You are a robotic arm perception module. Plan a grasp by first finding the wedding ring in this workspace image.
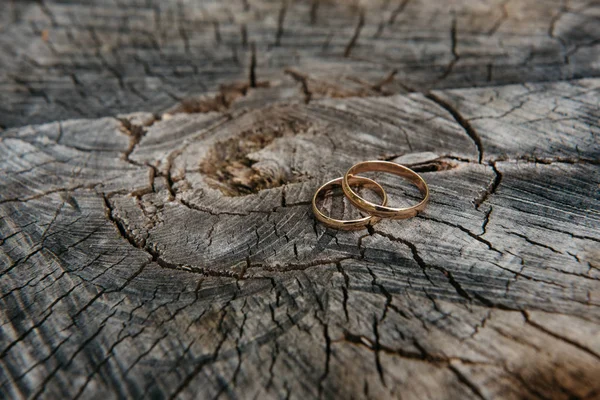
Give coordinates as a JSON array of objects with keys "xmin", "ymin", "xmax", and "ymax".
[
  {"xmin": 312, "ymin": 176, "xmax": 388, "ymax": 230},
  {"xmin": 342, "ymin": 161, "xmax": 429, "ymax": 219}
]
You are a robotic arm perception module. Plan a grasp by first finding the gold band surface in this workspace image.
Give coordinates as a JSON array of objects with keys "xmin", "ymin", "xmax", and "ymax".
[
  {"xmin": 312, "ymin": 176, "xmax": 388, "ymax": 230},
  {"xmin": 342, "ymin": 161, "xmax": 429, "ymax": 219}
]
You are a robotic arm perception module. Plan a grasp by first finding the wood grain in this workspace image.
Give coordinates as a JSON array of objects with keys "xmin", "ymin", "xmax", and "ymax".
[
  {"xmin": 1, "ymin": 0, "xmax": 599, "ymax": 128},
  {"xmin": 1, "ymin": 1, "xmax": 599, "ymax": 399}
]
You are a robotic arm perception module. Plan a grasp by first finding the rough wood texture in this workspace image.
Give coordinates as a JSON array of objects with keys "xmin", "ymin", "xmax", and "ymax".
[
  {"xmin": 1, "ymin": 1, "xmax": 600, "ymax": 400},
  {"xmin": 1, "ymin": 0, "xmax": 600, "ymax": 128}
]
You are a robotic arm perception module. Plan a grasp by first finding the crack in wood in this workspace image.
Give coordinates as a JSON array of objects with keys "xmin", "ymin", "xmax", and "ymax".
[
  {"xmin": 372, "ymin": 231, "xmax": 473, "ymax": 302},
  {"xmin": 344, "ymin": 10, "xmax": 365, "ymax": 58},
  {"xmin": 310, "ymin": 0, "xmax": 319, "ymax": 25},
  {"xmin": 274, "ymin": 1, "xmax": 288, "ymax": 47},
  {"xmin": 522, "ymin": 311, "xmax": 600, "ymax": 361},
  {"xmin": 389, "ymin": 0, "xmax": 411, "ymax": 25},
  {"xmin": 284, "ymin": 68, "xmax": 312, "ymax": 104},
  {"xmin": 426, "ymin": 92, "xmax": 484, "ymax": 163},
  {"xmin": 448, "ymin": 364, "xmax": 486, "ymax": 400},
  {"xmin": 1, "ymin": 13, "xmax": 599, "ymax": 394},
  {"xmin": 438, "ymin": 17, "xmax": 460, "ymax": 81}
]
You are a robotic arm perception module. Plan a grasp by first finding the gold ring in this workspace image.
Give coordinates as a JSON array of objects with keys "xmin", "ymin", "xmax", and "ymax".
[
  {"xmin": 342, "ymin": 161, "xmax": 429, "ymax": 219},
  {"xmin": 312, "ymin": 176, "xmax": 388, "ymax": 230}
]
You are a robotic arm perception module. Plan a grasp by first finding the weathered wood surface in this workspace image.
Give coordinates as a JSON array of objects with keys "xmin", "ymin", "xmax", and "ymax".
[
  {"xmin": 1, "ymin": 0, "xmax": 600, "ymax": 128},
  {"xmin": 1, "ymin": 1, "xmax": 600, "ymax": 400}
]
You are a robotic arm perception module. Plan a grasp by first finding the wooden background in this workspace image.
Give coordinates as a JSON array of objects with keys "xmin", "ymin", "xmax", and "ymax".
[{"xmin": 1, "ymin": 0, "xmax": 599, "ymax": 399}]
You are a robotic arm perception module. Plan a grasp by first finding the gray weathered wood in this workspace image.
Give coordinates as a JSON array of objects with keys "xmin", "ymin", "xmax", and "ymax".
[
  {"xmin": 2, "ymin": 78, "xmax": 599, "ymax": 399},
  {"xmin": 1, "ymin": 0, "xmax": 600, "ymax": 128},
  {"xmin": 1, "ymin": 1, "xmax": 600, "ymax": 399}
]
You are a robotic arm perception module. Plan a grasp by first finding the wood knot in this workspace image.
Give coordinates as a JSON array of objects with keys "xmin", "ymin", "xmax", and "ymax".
[{"xmin": 200, "ymin": 119, "xmax": 311, "ymax": 196}]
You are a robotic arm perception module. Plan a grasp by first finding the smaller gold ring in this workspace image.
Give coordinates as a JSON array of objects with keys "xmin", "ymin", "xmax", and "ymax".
[
  {"xmin": 342, "ymin": 161, "xmax": 429, "ymax": 219},
  {"xmin": 312, "ymin": 176, "xmax": 388, "ymax": 230}
]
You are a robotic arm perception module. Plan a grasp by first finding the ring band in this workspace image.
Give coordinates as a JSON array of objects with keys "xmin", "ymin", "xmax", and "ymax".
[
  {"xmin": 312, "ymin": 176, "xmax": 388, "ymax": 230},
  {"xmin": 342, "ymin": 161, "xmax": 429, "ymax": 219}
]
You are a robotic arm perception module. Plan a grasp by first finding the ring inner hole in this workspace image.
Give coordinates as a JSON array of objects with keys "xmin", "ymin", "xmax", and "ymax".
[
  {"xmin": 317, "ymin": 182, "xmax": 383, "ymax": 220},
  {"xmin": 354, "ymin": 172, "xmax": 423, "ymax": 208}
]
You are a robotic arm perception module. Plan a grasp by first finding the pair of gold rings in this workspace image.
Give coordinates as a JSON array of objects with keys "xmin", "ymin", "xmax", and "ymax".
[{"xmin": 312, "ymin": 161, "xmax": 429, "ymax": 230}]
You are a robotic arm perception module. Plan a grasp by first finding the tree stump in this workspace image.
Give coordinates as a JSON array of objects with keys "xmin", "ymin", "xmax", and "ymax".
[{"xmin": 1, "ymin": 1, "xmax": 599, "ymax": 399}]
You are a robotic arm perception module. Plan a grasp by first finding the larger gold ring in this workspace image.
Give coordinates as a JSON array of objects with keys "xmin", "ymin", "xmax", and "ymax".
[
  {"xmin": 342, "ymin": 161, "xmax": 429, "ymax": 219},
  {"xmin": 312, "ymin": 176, "xmax": 388, "ymax": 230}
]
